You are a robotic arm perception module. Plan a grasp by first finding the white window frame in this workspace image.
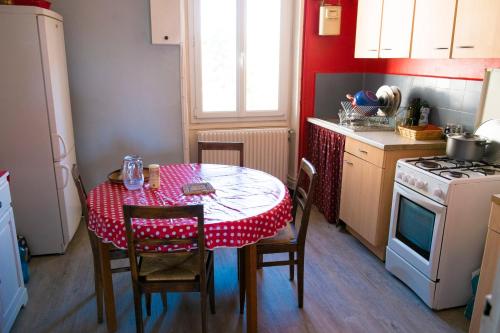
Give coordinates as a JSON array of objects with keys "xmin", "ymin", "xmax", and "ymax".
[{"xmin": 187, "ymin": 0, "xmax": 294, "ymax": 121}]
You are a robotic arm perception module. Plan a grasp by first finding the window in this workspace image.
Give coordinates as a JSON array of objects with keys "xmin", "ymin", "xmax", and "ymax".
[{"xmin": 189, "ymin": 0, "xmax": 294, "ymax": 119}]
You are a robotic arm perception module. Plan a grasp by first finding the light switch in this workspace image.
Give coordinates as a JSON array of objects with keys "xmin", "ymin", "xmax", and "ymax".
[{"xmin": 319, "ymin": 5, "xmax": 341, "ymax": 36}]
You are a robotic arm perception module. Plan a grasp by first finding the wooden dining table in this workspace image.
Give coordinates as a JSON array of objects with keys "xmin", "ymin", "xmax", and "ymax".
[{"xmin": 86, "ymin": 163, "xmax": 293, "ymax": 333}]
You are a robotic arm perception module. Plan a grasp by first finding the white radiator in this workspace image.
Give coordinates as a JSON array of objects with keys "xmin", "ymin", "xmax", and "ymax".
[{"xmin": 197, "ymin": 128, "xmax": 289, "ymax": 183}]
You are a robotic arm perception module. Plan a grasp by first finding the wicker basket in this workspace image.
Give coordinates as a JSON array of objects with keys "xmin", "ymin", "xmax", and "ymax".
[{"xmin": 398, "ymin": 124, "xmax": 443, "ymax": 140}]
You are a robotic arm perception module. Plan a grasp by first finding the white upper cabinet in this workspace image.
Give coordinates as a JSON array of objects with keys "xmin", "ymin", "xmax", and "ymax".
[
  {"xmin": 411, "ymin": 0, "xmax": 456, "ymax": 59},
  {"xmin": 354, "ymin": 0, "xmax": 383, "ymax": 58},
  {"xmin": 150, "ymin": 0, "xmax": 181, "ymax": 45},
  {"xmin": 452, "ymin": 0, "xmax": 500, "ymax": 58},
  {"xmin": 379, "ymin": 0, "xmax": 415, "ymax": 58}
]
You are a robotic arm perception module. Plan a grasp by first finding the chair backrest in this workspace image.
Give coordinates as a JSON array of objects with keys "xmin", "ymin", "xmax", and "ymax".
[
  {"xmin": 197, "ymin": 141, "xmax": 244, "ymax": 167},
  {"xmin": 292, "ymin": 158, "xmax": 318, "ymax": 247},
  {"xmin": 123, "ymin": 204, "xmax": 205, "ymax": 284},
  {"xmin": 71, "ymin": 164, "xmax": 89, "ymax": 223}
]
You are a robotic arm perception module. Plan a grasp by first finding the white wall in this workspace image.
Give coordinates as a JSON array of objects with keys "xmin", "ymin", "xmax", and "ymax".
[{"xmin": 51, "ymin": 0, "xmax": 183, "ymax": 188}]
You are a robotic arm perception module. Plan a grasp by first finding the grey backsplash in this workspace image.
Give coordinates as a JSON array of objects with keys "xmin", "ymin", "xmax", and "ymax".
[{"xmin": 315, "ymin": 73, "xmax": 483, "ymax": 132}]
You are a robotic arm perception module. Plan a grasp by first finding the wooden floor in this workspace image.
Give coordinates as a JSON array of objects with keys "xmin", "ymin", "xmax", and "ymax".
[{"xmin": 12, "ymin": 207, "xmax": 469, "ymax": 333}]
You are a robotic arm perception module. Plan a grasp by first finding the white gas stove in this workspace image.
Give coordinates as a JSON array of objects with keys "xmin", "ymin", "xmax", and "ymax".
[
  {"xmin": 386, "ymin": 156, "xmax": 500, "ymax": 310},
  {"xmin": 395, "ymin": 156, "xmax": 500, "ymax": 205}
]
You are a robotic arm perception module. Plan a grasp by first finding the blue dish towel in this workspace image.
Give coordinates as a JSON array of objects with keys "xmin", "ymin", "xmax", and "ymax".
[{"xmin": 465, "ymin": 270, "xmax": 481, "ymax": 320}]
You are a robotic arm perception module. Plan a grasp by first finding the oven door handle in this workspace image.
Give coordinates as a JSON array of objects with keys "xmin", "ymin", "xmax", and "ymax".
[{"xmin": 394, "ymin": 183, "xmax": 446, "ymax": 213}]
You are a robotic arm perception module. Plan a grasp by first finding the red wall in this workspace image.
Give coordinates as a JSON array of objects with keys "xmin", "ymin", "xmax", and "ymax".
[
  {"xmin": 364, "ymin": 58, "xmax": 500, "ymax": 81},
  {"xmin": 299, "ymin": 0, "xmax": 500, "ymax": 159},
  {"xmin": 299, "ymin": 0, "xmax": 364, "ymax": 160}
]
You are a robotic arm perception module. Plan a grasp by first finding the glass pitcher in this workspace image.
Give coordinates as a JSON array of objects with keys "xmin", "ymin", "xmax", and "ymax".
[{"xmin": 122, "ymin": 155, "xmax": 144, "ymax": 190}]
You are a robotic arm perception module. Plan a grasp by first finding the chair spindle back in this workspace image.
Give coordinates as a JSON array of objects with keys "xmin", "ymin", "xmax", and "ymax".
[
  {"xmin": 292, "ymin": 158, "xmax": 318, "ymax": 247},
  {"xmin": 122, "ymin": 205, "xmax": 206, "ymax": 284}
]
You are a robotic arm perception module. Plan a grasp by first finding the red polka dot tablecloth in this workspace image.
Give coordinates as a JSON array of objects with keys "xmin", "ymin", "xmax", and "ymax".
[{"xmin": 87, "ymin": 164, "xmax": 293, "ymax": 250}]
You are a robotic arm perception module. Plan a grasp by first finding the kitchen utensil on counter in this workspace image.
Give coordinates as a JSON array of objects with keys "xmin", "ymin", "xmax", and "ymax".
[
  {"xmin": 418, "ymin": 105, "xmax": 431, "ymax": 126},
  {"xmin": 122, "ymin": 155, "xmax": 144, "ymax": 190},
  {"xmin": 376, "ymin": 85, "xmax": 401, "ymax": 117},
  {"xmin": 339, "ymin": 102, "xmax": 393, "ymax": 131},
  {"xmin": 444, "ymin": 123, "xmax": 464, "ymax": 135},
  {"xmin": 346, "ymin": 90, "xmax": 380, "ymax": 107},
  {"xmin": 446, "ymin": 133, "xmax": 489, "ymax": 161},
  {"xmin": 341, "ymin": 100, "xmax": 379, "ymax": 117},
  {"xmin": 406, "ymin": 98, "xmax": 422, "ymax": 126},
  {"xmin": 475, "ymin": 119, "xmax": 500, "ymax": 163}
]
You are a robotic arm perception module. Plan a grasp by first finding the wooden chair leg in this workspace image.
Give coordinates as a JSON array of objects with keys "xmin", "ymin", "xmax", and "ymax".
[
  {"xmin": 209, "ymin": 270, "xmax": 216, "ymax": 314},
  {"xmin": 98, "ymin": 242, "xmax": 117, "ymax": 332},
  {"xmin": 297, "ymin": 252, "xmax": 305, "ymax": 308},
  {"xmin": 239, "ymin": 250, "xmax": 246, "ymax": 314},
  {"xmin": 237, "ymin": 248, "xmax": 241, "ymax": 280},
  {"xmin": 160, "ymin": 292, "xmax": 167, "ymax": 312},
  {"xmin": 94, "ymin": 262, "xmax": 104, "ymax": 323},
  {"xmin": 289, "ymin": 251, "xmax": 295, "ymax": 281},
  {"xmin": 90, "ymin": 236, "xmax": 104, "ymax": 323},
  {"xmin": 257, "ymin": 253, "xmax": 263, "ymax": 269},
  {"xmin": 200, "ymin": 280, "xmax": 208, "ymax": 333},
  {"xmin": 133, "ymin": 286, "xmax": 144, "ymax": 333},
  {"xmin": 146, "ymin": 293, "xmax": 152, "ymax": 316}
]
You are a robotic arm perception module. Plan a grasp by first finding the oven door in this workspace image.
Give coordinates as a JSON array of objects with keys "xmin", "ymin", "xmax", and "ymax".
[{"xmin": 388, "ymin": 183, "xmax": 447, "ymax": 281}]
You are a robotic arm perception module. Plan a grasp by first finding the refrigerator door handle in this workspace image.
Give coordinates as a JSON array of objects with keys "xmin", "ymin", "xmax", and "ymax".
[
  {"xmin": 54, "ymin": 133, "xmax": 68, "ymax": 160},
  {"xmin": 57, "ymin": 165, "xmax": 70, "ymax": 190}
]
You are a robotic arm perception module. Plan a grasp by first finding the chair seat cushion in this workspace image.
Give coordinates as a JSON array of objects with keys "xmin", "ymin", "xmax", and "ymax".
[
  {"xmin": 139, "ymin": 251, "xmax": 208, "ymax": 281},
  {"xmin": 258, "ymin": 223, "xmax": 296, "ymax": 244}
]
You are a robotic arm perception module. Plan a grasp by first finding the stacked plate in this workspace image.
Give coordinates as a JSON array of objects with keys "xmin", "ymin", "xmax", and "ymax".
[{"xmin": 376, "ymin": 85, "xmax": 401, "ymax": 117}]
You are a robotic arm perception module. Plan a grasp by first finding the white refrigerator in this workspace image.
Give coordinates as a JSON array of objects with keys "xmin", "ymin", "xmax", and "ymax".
[{"xmin": 0, "ymin": 5, "xmax": 81, "ymax": 255}]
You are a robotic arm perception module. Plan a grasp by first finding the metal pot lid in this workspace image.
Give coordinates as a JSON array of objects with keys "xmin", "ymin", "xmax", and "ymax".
[{"xmin": 475, "ymin": 119, "xmax": 500, "ymax": 163}]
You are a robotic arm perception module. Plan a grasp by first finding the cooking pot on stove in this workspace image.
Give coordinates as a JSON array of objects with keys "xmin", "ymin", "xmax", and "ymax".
[{"xmin": 446, "ymin": 132, "xmax": 489, "ymax": 161}]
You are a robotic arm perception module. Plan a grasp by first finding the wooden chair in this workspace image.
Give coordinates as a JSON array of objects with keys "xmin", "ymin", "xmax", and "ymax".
[
  {"xmin": 197, "ymin": 140, "xmax": 246, "ymax": 282},
  {"xmin": 71, "ymin": 164, "xmax": 130, "ymax": 323},
  {"xmin": 197, "ymin": 141, "xmax": 244, "ymax": 167},
  {"xmin": 123, "ymin": 204, "xmax": 215, "ymax": 333},
  {"xmin": 239, "ymin": 158, "xmax": 318, "ymax": 311}
]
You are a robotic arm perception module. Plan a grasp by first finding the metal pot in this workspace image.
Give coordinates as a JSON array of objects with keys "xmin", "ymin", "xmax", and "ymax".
[{"xmin": 446, "ymin": 133, "xmax": 489, "ymax": 161}]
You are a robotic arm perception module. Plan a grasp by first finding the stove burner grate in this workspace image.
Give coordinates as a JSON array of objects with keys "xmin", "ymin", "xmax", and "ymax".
[
  {"xmin": 447, "ymin": 160, "xmax": 474, "ymax": 168},
  {"xmin": 416, "ymin": 161, "xmax": 442, "ymax": 169},
  {"xmin": 471, "ymin": 168, "xmax": 497, "ymax": 176},
  {"xmin": 440, "ymin": 170, "xmax": 470, "ymax": 179}
]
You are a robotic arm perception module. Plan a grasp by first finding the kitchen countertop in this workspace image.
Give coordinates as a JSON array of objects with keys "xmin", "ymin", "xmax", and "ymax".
[{"xmin": 308, "ymin": 117, "xmax": 447, "ymax": 151}]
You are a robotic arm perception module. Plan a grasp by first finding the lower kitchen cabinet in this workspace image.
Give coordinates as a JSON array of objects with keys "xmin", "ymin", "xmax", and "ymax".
[
  {"xmin": 470, "ymin": 196, "xmax": 500, "ymax": 333},
  {"xmin": 0, "ymin": 172, "xmax": 28, "ymax": 333},
  {"xmin": 339, "ymin": 137, "xmax": 444, "ymax": 260},
  {"xmin": 340, "ymin": 153, "xmax": 382, "ymax": 245}
]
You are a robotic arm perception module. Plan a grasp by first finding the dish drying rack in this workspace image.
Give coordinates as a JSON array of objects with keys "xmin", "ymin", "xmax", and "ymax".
[{"xmin": 339, "ymin": 101, "xmax": 395, "ymax": 132}]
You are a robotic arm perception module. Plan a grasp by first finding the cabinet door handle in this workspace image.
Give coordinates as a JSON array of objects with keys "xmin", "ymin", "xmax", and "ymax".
[
  {"xmin": 358, "ymin": 149, "xmax": 368, "ymax": 154},
  {"xmin": 344, "ymin": 160, "xmax": 353, "ymax": 166},
  {"xmin": 0, "ymin": 201, "xmax": 2, "ymax": 209},
  {"xmin": 435, "ymin": 47, "xmax": 449, "ymax": 50},
  {"xmin": 368, "ymin": 49, "xmax": 378, "ymax": 51},
  {"xmin": 381, "ymin": 48, "xmax": 392, "ymax": 51},
  {"xmin": 483, "ymin": 295, "xmax": 492, "ymax": 316},
  {"xmin": 457, "ymin": 46, "xmax": 474, "ymax": 49}
]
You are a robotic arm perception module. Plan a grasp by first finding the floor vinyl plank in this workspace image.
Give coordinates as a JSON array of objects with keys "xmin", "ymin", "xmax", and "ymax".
[{"xmin": 11, "ymin": 207, "xmax": 468, "ymax": 333}]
